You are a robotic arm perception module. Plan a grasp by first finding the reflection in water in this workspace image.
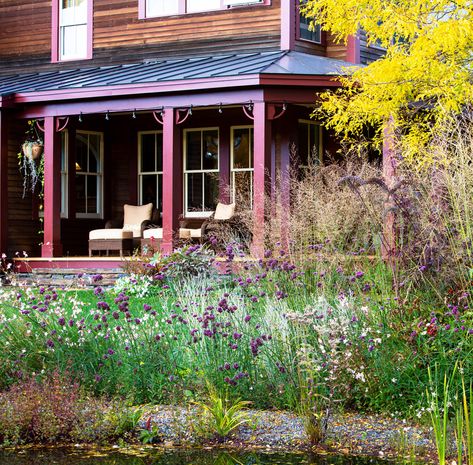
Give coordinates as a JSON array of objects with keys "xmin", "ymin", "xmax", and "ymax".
[{"xmin": 0, "ymin": 448, "xmax": 389, "ymax": 465}]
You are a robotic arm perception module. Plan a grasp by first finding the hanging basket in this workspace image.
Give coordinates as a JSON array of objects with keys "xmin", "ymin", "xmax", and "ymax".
[{"xmin": 22, "ymin": 141, "xmax": 44, "ymax": 160}]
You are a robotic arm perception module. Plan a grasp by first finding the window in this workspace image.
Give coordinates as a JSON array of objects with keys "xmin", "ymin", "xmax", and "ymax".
[
  {"xmin": 75, "ymin": 131, "xmax": 103, "ymax": 218},
  {"xmin": 299, "ymin": 14, "xmax": 321, "ymax": 43},
  {"xmin": 298, "ymin": 120, "xmax": 322, "ymax": 169},
  {"xmin": 184, "ymin": 129, "xmax": 219, "ymax": 217},
  {"xmin": 298, "ymin": 1, "xmax": 321, "ymax": 43},
  {"xmin": 231, "ymin": 126, "xmax": 254, "ymax": 208},
  {"xmin": 139, "ymin": 0, "xmax": 268, "ymax": 18},
  {"xmin": 57, "ymin": 0, "xmax": 91, "ymax": 60},
  {"xmin": 138, "ymin": 131, "xmax": 163, "ymax": 213},
  {"xmin": 61, "ymin": 130, "xmax": 69, "ymax": 218}
]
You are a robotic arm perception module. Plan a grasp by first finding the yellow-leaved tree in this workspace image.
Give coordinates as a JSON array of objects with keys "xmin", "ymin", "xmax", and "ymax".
[{"xmin": 301, "ymin": 0, "xmax": 473, "ymax": 164}]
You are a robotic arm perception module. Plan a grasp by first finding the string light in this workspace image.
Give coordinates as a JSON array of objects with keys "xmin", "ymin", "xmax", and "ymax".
[
  {"xmin": 189, "ymin": 105, "xmax": 193, "ymax": 116},
  {"xmin": 218, "ymin": 103, "xmax": 223, "ymax": 114},
  {"xmin": 105, "ymin": 111, "xmax": 110, "ymax": 121},
  {"xmin": 78, "ymin": 112, "xmax": 83, "ymax": 123},
  {"xmin": 132, "ymin": 109, "xmax": 137, "ymax": 119}
]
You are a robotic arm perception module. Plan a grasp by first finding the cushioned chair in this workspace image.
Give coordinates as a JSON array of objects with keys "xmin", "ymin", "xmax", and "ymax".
[
  {"xmin": 141, "ymin": 227, "xmax": 163, "ymax": 255},
  {"xmin": 179, "ymin": 203, "xmax": 236, "ymax": 243},
  {"xmin": 89, "ymin": 203, "xmax": 154, "ymax": 257}
]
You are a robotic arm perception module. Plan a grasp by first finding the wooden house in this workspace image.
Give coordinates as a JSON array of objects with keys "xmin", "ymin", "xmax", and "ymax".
[{"xmin": 0, "ymin": 0, "xmax": 384, "ymax": 269}]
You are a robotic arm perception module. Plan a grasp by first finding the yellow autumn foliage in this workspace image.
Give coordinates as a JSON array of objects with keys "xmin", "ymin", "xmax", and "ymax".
[{"xmin": 301, "ymin": 0, "xmax": 473, "ymax": 164}]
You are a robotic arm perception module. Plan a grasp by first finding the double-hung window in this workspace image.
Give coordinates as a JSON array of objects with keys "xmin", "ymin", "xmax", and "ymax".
[
  {"xmin": 61, "ymin": 131, "xmax": 69, "ymax": 218},
  {"xmin": 298, "ymin": 120, "xmax": 322, "ymax": 169},
  {"xmin": 75, "ymin": 131, "xmax": 103, "ymax": 218},
  {"xmin": 184, "ymin": 129, "xmax": 219, "ymax": 217},
  {"xmin": 140, "ymin": 0, "xmax": 268, "ymax": 18},
  {"xmin": 138, "ymin": 131, "xmax": 163, "ymax": 212},
  {"xmin": 58, "ymin": 0, "xmax": 90, "ymax": 60},
  {"xmin": 231, "ymin": 126, "xmax": 254, "ymax": 208}
]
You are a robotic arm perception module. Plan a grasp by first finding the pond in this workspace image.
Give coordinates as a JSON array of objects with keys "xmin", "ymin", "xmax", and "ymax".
[{"xmin": 0, "ymin": 448, "xmax": 392, "ymax": 465}]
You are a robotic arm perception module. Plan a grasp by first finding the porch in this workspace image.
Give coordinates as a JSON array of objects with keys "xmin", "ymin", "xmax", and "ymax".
[{"xmin": 0, "ymin": 51, "xmax": 346, "ymax": 263}]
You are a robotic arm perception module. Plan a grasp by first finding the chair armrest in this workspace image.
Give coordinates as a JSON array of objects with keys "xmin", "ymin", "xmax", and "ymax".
[
  {"xmin": 105, "ymin": 219, "xmax": 122, "ymax": 229},
  {"xmin": 141, "ymin": 219, "xmax": 160, "ymax": 236}
]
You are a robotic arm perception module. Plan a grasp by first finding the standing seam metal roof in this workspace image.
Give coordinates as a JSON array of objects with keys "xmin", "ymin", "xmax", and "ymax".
[{"xmin": 0, "ymin": 51, "xmax": 350, "ymax": 97}]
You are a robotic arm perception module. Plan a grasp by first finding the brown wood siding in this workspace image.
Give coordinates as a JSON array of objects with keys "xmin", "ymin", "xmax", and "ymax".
[
  {"xmin": 326, "ymin": 33, "xmax": 348, "ymax": 60},
  {"xmin": 0, "ymin": 0, "xmax": 281, "ymax": 73},
  {"xmin": 7, "ymin": 121, "xmax": 42, "ymax": 257},
  {"xmin": 359, "ymin": 29, "xmax": 385, "ymax": 64}
]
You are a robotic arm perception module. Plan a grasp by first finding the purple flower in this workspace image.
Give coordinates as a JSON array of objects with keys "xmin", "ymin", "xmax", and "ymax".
[
  {"xmin": 46, "ymin": 339, "xmax": 55, "ymax": 348},
  {"xmin": 244, "ymin": 315, "xmax": 251, "ymax": 323},
  {"xmin": 58, "ymin": 317, "xmax": 66, "ymax": 326}
]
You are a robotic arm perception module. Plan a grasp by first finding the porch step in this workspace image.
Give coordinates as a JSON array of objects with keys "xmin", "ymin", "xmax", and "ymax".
[{"xmin": 15, "ymin": 268, "xmax": 127, "ymax": 288}]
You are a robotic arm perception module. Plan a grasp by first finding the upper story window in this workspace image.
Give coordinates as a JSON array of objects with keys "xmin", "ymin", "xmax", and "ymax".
[
  {"xmin": 53, "ymin": 0, "xmax": 92, "ymax": 61},
  {"xmin": 139, "ymin": 0, "xmax": 269, "ymax": 19},
  {"xmin": 298, "ymin": 1, "xmax": 321, "ymax": 44}
]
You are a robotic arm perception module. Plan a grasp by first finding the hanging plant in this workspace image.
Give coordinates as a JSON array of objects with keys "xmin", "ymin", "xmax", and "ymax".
[{"xmin": 18, "ymin": 120, "xmax": 44, "ymax": 198}]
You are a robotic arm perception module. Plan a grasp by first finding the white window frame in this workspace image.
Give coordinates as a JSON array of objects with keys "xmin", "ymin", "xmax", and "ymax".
[
  {"xmin": 75, "ymin": 130, "xmax": 104, "ymax": 219},
  {"xmin": 138, "ymin": 130, "xmax": 163, "ymax": 208},
  {"xmin": 140, "ymin": 0, "xmax": 268, "ymax": 18},
  {"xmin": 59, "ymin": 0, "xmax": 89, "ymax": 61},
  {"xmin": 183, "ymin": 128, "xmax": 220, "ymax": 218},
  {"xmin": 230, "ymin": 125, "xmax": 254, "ymax": 209},
  {"xmin": 298, "ymin": 119, "xmax": 323, "ymax": 164}
]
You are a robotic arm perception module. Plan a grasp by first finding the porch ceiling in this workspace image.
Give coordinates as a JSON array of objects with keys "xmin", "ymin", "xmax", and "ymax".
[{"xmin": 0, "ymin": 51, "xmax": 353, "ymax": 106}]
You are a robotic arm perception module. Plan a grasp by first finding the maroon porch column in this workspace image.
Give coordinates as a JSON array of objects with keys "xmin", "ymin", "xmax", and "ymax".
[
  {"xmin": 252, "ymin": 102, "xmax": 272, "ymax": 257},
  {"xmin": 0, "ymin": 111, "xmax": 8, "ymax": 254},
  {"xmin": 161, "ymin": 108, "xmax": 182, "ymax": 254},
  {"xmin": 42, "ymin": 116, "xmax": 63, "ymax": 257},
  {"xmin": 219, "ymin": 121, "xmax": 231, "ymax": 204},
  {"xmin": 279, "ymin": 118, "xmax": 297, "ymax": 251}
]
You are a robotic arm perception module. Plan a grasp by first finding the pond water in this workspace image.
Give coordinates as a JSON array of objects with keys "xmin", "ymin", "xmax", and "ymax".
[{"xmin": 0, "ymin": 448, "xmax": 390, "ymax": 465}]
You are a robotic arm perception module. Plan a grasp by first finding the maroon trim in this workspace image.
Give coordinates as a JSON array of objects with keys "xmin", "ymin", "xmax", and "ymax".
[
  {"xmin": 13, "ymin": 74, "xmax": 340, "ymax": 107},
  {"xmin": 42, "ymin": 117, "xmax": 63, "ymax": 257},
  {"xmin": 280, "ymin": 0, "xmax": 295, "ymax": 50},
  {"xmin": 161, "ymin": 109, "xmax": 182, "ymax": 253},
  {"xmin": 0, "ymin": 111, "xmax": 8, "ymax": 254},
  {"xmin": 346, "ymin": 35, "xmax": 361, "ymax": 64},
  {"xmin": 87, "ymin": 0, "xmax": 94, "ymax": 60},
  {"xmin": 51, "ymin": 0, "xmax": 60, "ymax": 62},
  {"xmin": 219, "ymin": 121, "xmax": 231, "ymax": 204},
  {"xmin": 67, "ymin": 126, "xmax": 77, "ymax": 219},
  {"xmin": 252, "ymin": 101, "xmax": 271, "ymax": 257}
]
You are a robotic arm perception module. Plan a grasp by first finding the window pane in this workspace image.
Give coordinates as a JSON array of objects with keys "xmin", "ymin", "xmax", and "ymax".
[
  {"xmin": 88, "ymin": 134, "xmax": 100, "ymax": 173},
  {"xmin": 146, "ymin": 0, "xmax": 179, "ymax": 16},
  {"xmin": 233, "ymin": 171, "xmax": 253, "ymax": 208},
  {"xmin": 299, "ymin": 14, "xmax": 321, "ymax": 42},
  {"xmin": 186, "ymin": 131, "xmax": 202, "ymax": 171},
  {"xmin": 298, "ymin": 123, "xmax": 309, "ymax": 167},
  {"xmin": 157, "ymin": 174, "xmax": 163, "ymax": 213},
  {"xmin": 141, "ymin": 175, "xmax": 157, "ymax": 208},
  {"xmin": 86, "ymin": 175, "xmax": 98, "ymax": 214},
  {"xmin": 202, "ymin": 130, "xmax": 219, "ymax": 170},
  {"xmin": 76, "ymin": 175, "xmax": 86, "ymax": 213},
  {"xmin": 204, "ymin": 173, "xmax": 219, "ymax": 211},
  {"xmin": 309, "ymin": 124, "xmax": 320, "ymax": 161},
  {"xmin": 187, "ymin": 173, "xmax": 203, "ymax": 212},
  {"xmin": 233, "ymin": 128, "xmax": 251, "ymax": 169},
  {"xmin": 141, "ymin": 134, "xmax": 156, "ymax": 172},
  {"xmin": 76, "ymin": 134, "xmax": 88, "ymax": 172},
  {"xmin": 187, "ymin": 0, "xmax": 221, "ymax": 13},
  {"xmin": 156, "ymin": 133, "xmax": 163, "ymax": 171},
  {"xmin": 61, "ymin": 24, "xmax": 87, "ymax": 59}
]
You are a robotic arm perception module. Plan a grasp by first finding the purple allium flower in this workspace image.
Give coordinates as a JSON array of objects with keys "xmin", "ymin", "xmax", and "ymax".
[
  {"xmin": 94, "ymin": 286, "xmax": 104, "ymax": 296},
  {"xmin": 107, "ymin": 348, "xmax": 115, "ymax": 355},
  {"xmin": 224, "ymin": 362, "xmax": 231, "ymax": 370},
  {"xmin": 244, "ymin": 315, "xmax": 251, "ymax": 323},
  {"xmin": 355, "ymin": 271, "xmax": 364, "ymax": 279},
  {"xmin": 46, "ymin": 339, "xmax": 55, "ymax": 348},
  {"xmin": 58, "ymin": 317, "xmax": 66, "ymax": 326}
]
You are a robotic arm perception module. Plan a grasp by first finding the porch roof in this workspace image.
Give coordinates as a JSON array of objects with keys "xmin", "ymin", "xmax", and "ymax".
[{"xmin": 0, "ymin": 51, "xmax": 351, "ymax": 103}]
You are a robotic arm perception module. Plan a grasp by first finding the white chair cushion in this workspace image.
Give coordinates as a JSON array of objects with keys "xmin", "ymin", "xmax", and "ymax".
[
  {"xmin": 123, "ymin": 203, "xmax": 153, "ymax": 237},
  {"xmin": 143, "ymin": 228, "xmax": 163, "ymax": 240},
  {"xmin": 89, "ymin": 229, "xmax": 133, "ymax": 240},
  {"xmin": 179, "ymin": 228, "xmax": 202, "ymax": 239},
  {"xmin": 214, "ymin": 202, "xmax": 235, "ymax": 220}
]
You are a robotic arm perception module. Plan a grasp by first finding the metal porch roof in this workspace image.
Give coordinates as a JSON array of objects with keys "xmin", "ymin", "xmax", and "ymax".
[{"xmin": 0, "ymin": 50, "xmax": 350, "ymax": 98}]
